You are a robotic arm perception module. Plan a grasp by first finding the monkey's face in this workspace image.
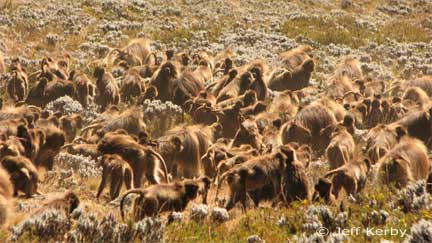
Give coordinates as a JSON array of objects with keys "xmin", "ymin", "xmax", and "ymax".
[
  {"xmin": 381, "ymin": 159, "xmax": 409, "ymax": 188},
  {"xmin": 184, "ymin": 182, "xmax": 199, "ymax": 200},
  {"xmin": 313, "ymin": 178, "xmax": 332, "ymax": 201}
]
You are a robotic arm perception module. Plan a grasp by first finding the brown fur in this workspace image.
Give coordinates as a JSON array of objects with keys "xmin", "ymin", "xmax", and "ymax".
[
  {"xmin": 93, "ymin": 67, "xmax": 120, "ymax": 111},
  {"xmin": 393, "ymin": 108, "xmax": 432, "ymax": 146},
  {"xmin": 279, "ymin": 146, "xmax": 311, "ymax": 204},
  {"xmin": 26, "ymin": 78, "xmax": 76, "ymax": 108},
  {"xmin": 281, "ymin": 103, "xmax": 337, "ymax": 156},
  {"xmin": 267, "ymin": 59, "xmax": 314, "ymax": 91},
  {"xmin": 193, "ymin": 60, "xmax": 213, "ymax": 84},
  {"xmin": 121, "ymin": 68, "xmax": 146, "ymax": 103},
  {"xmin": 158, "ymin": 125, "xmax": 212, "ymax": 179},
  {"xmin": 402, "ymin": 87, "xmax": 429, "ymax": 108},
  {"xmin": 313, "ymin": 178, "xmax": 336, "ymax": 204},
  {"xmin": 216, "ymin": 151, "xmax": 286, "ymax": 210},
  {"xmin": 7, "ymin": 60, "xmax": 29, "ymax": 102},
  {"xmin": 96, "ymin": 154, "xmax": 133, "ymax": 200},
  {"xmin": 120, "ymin": 178, "xmax": 205, "ymax": 221},
  {"xmin": 217, "ymin": 89, "xmax": 257, "ymax": 109},
  {"xmin": 231, "ymin": 118, "xmax": 262, "ymax": 150},
  {"xmin": 378, "ymin": 138, "xmax": 430, "ymax": 188},
  {"xmin": 216, "ymin": 71, "xmax": 254, "ymax": 103},
  {"xmin": 1, "ymin": 155, "xmax": 39, "ymax": 197},
  {"xmin": 61, "ymin": 143, "xmax": 100, "ymax": 160},
  {"xmin": 69, "ymin": 71, "xmax": 95, "ymax": 108},
  {"xmin": 0, "ymin": 52, "xmax": 5, "ymax": 74},
  {"xmin": 112, "ymin": 39, "xmax": 152, "ymax": 66},
  {"xmin": 326, "ymin": 126, "xmax": 355, "ymax": 170},
  {"xmin": 59, "ymin": 114, "xmax": 83, "ymax": 142},
  {"xmin": 150, "ymin": 61, "xmax": 181, "ymax": 102},
  {"xmin": 325, "ymin": 75, "xmax": 357, "ymax": 99},
  {"xmin": 334, "ymin": 57, "xmax": 363, "ymax": 81},
  {"xmin": 98, "ymin": 132, "xmax": 169, "ymax": 187},
  {"xmin": 397, "ymin": 76, "xmax": 432, "ymax": 97},
  {"xmin": 81, "ymin": 108, "xmax": 146, "ymax": 141},
  {"xmin": 279, "ymin": 45, "xmax": 313, "ymax": 70},
  {"xmin": 267, "ymin": 46, "xmax": 314, "ymax": 91},
  {"xmin": 0, "ymin": 167, "xmax": 13, "ymax": 226},
  {"xmin": 217, "ymin": 101, "xmax": 243, "ymax": 138},
  {"xmin": 364, "ymin": 124, "xmax": 406, "ymax": 164},
  {"xmin": 32, "ymin": 191, "xmax": 80, "ymax": 217},
  {"xmin": 34, "ymin": 125, "xmax": 66, "ymax": 170},
  {"xmin": 209, "ymin": 69, "xmax": 238, "ymax": 97},
  {"xmin": 324, "ymin": 158, "xmax": 370, "ymax": 199}
]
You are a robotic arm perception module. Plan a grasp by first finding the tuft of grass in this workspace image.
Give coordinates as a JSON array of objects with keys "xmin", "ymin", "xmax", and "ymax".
[
  {"xmin": 377, "ymin": 20, "xmax": 431, "ymax": 43},
  {"xmin": 281, "ymin": 15, "xmax": 370, "ymax": 48},
  {"xmin": 281, "ymin": 15, "xmax": 431, "ymax": 48},
  {"xmin": 151, "ymin": 28, "xmax": 194, "ymax": 44}
]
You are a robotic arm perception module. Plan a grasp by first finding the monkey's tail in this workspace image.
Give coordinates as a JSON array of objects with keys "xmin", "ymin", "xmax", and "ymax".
[
  {"xmin": 120, "ymin": 189, "xmax": 146, "ymax": 222},
  {"xmin": 324, "ymin": 168, "xmax": 344, "ymax": 178},
  {"xmin": 79, "ymin": 123, "xmax": 103, "ymax": 136},
  {"xmin": 149, "ymin": 149, "xmax": 170, "ymax": 183}
]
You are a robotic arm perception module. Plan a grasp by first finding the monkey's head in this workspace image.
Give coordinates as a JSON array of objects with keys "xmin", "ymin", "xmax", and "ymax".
[
  {"xmin": 253, "ymin": 102, "xmax": 267, "ymax": 114},
  {"xmin": 394, "ymin": 125, "xmax": 407, "ymax": 141},
  {"xmin": 64, "ymin": 191, "xmax": 80, "ymax": 214},
  {"xmin": 371, "ymin": 99, "xmax": 380, "ymax": 109},
  {"xmin": 160, "ymin": 61, "xmax": 178, "ymax": 78},
  {"xmin": 280, "ymin": 145, "xmax": 296, "ymax": 165},
  {"xmin": 144, "ymin": 85, "xmax": 158, "ymax": 99},
  {"xmin": 239, "ymin": 72, "xmax": 253, "ymax": 95},
  {"xmin": 115, "ymin": 51, "xmax": 141, "ymax": 67},
  {"xmin": 223, "ymin": 58, "xmax": 233, "ymax": 70},
  {"xmin": 380, "ymin": 158, "xmax": 410, "ymax": 188},
  {"xmin": 183, "ymin": 181, "xmax": 200, "ymax": 200},
  {"xmin": 93, "ymin": 66, "xmax": 105, "ymax": 79},
  {"xmin": 228, "ymin": 69, "xmax": 238, "ymax": 80},
  {"xmin": 313, "ymin": 178, "xmax": 333, "ymax": 202},
  {"xmin": 381, "ymin": 100, "xmax": 390, "ymax": 110},
  {"xmin": 166, "ymin": 49, "xmax": 175, "ymax": 60},
  {"xmin": 243, "ymin": 90, "xmax": 257, "ymax": 106},
  {"xmin": 0, "ymin": 143, "xmax": 19, "ymax": 159}
]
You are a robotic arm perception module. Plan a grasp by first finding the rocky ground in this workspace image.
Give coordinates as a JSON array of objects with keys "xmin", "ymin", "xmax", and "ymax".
[{"xmin": 0, "ymin": 0, "xmax": 431, "ymax": 242}]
